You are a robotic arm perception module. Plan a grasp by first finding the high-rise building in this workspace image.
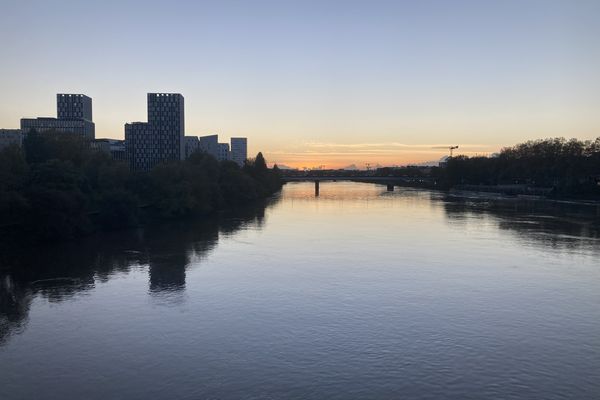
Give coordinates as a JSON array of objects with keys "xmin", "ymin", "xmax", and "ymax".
[
  {"xmin": 21, "ymin": 93, "xmax": 95, "ymax": 139},
  {"xmin": 57, "ymin": 94, "xmax": 92, "ymax": 121},
  {"xmin": 218, "ymin": 143, "xmax": 230, "ymax": 161},
  {"xmin": 199, "ymin": 134, "xmax": 219, "ymax": 159},
  {"xmin": 125, "ymin": 122, "xmax": 155, "ymax": 171},
  {"xmin": 147, "ymin": 93, "xmax": 185, "ymax": 161},
  {"xmin": 230, "ymin": 137, "xmax": 248, "ymax": 167},
  {"xmin": 125, "ymin": 93, "xmax": 185, "ymax": 171}
]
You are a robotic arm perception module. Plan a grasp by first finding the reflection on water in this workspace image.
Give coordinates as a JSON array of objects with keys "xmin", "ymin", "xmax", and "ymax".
[
  {"xmin": 0, "ymin": 201, "xmax": 272, "ymax": 346},
  {"xmin": 441, "ymin": 196, "xmax": 600, "ymax": 254},
  {"xmin": 0, "ymin": 183, "xmax": 599, "ymax": 400}
]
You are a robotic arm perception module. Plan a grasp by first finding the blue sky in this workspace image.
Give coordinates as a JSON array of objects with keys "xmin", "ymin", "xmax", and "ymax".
[{"xmin": 1, "ymin": 0, "xmax": 599, "ymax": 167}]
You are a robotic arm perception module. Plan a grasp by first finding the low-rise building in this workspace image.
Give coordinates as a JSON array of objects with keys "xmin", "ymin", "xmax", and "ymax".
[
  {"xmin": 218, "ymin": 143, "xmax": 230, "ymax": 161},
  {"xmin": 20, "ymin": 94, "xmax": 95, "ymax": 139},
  {"xmin": 92, "ymin": 139, "xmax": 127, "ymax": 162},
  {"xmin": 231, "ymin": 137, "xmax": 248, "ymax": 167},
  {"xmin": 21, "ymin": 117, "xmax": 95, "ymax": 139},
  {"xmin": 0, "ymin": 129, "xmax": 23, "ymax": 150},
  {"xmin": 184, "ymin": 136, "xmax": 200, "ymax": 158},
  {"xmin": 199, "ymin": 134, "xmax": 219, "ymax": 159}
]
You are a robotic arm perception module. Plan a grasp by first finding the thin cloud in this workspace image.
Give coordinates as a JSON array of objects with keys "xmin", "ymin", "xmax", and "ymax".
[
  {"xmin": 268, "ymin": 150, "xmax": 491, "ymax": 156},
  {"xmin": 304, "ymin": 141, "xmax": 492, "ymax": 149}
]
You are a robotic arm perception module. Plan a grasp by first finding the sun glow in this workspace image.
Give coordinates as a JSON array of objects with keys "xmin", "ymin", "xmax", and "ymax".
[{"xmin": 264, "ymin": 142, "xmax": 496, "ymax": 169}]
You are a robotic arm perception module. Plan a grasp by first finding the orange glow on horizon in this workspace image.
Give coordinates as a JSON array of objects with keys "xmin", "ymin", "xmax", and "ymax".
[{"xmin": 264, "ymin": 148, "xmax": 496, "ymax": 170}]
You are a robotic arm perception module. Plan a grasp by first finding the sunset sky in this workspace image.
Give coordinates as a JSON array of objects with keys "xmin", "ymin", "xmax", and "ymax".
[{"xmin": 1, "ymin": 0, "xmax": 599, "ymax": 168}]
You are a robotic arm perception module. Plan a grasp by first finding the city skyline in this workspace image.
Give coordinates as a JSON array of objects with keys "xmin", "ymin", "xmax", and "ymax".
[{"xmin": 1, "ymin": 0, "xmax": 599, "ymax": 168}]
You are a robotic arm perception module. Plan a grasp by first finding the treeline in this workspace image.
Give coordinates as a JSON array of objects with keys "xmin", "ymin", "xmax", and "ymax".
[
  {"xmin": 436, "ymin": 137, "xmax": 600, "ymax": 198},
  {"xmin": 0, "ymin": 132, "xmax": 282, "ymax": 242}
]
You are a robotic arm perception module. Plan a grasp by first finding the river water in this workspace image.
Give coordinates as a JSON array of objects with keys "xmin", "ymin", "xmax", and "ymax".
[{"xmin": 1, "ymin": 182, "xmax": 599, "ymax": 399}]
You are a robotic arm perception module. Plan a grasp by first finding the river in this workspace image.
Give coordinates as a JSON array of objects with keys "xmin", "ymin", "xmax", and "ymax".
[{"xmin": 1, "ymin": 182, "xmax": 599, "ymax": 399}]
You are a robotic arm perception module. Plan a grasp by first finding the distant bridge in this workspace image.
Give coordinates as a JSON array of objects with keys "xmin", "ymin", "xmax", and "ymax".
[{"xmin": 282, "ymin": 176, "xmax": 430, "ymax": 196}]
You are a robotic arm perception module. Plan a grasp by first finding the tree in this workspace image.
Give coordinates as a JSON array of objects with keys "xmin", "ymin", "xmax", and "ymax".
[
  {"xmin": 1, "ymin": 133, "xmax": 283, "ymax": 243},
  {"xmin": 255, "ymin": 152, "xmax": 268, "ymax": 172}
]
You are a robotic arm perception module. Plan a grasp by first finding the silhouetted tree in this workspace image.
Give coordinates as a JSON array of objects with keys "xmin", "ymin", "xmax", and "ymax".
[
  {"xmin": 1, "ymin": 134, "xmax": 282, "ymax": 243},
  {"xmin": 438, "ymin": 137, "xmax": 600, "ymax": 198},
  {"xmin": 255, "ymin": 152, "xmax": 268, "ymax": 171},
  {"xmin": 23, "ymin": 131, "xmax": 90, "ymax": 166}
]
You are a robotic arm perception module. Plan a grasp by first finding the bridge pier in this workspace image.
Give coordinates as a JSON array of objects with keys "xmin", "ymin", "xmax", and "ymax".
[
  {"xmin": 315, "ymin": 180, "xmax": 320, "ymax": 197},
  {"xmin": 387, "ymin": 184, "xmax": 394, "ymax": 192}
]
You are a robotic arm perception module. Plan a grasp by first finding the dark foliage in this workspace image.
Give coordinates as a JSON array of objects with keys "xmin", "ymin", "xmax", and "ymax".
[
  {"xmin": 243, "ymin": 152, "xmax": 282, "ymax": 196},
  {"xmin": 433, "ymin": 137, "xmax": 600, "ymax": 198},
  {"xmin": 0, "ymin": 133, "xmax": 282, "ymax": 242}
]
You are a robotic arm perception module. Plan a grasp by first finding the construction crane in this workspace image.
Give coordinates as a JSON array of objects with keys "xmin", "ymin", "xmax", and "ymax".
[{"xmin": 432, "ymin": 145, "xmax": 459, "ymax": 158}]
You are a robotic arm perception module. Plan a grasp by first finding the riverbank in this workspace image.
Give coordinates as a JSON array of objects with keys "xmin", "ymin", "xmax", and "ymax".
[
  {"xmin": 363, "ymin": 178, "xmax": 600, "ymax": 207},
  {"xmin": 446, "ymin": 188, "xmax": 600, "ymax": 207},
  {"xmin": 0, "ymin": 134, "xmax": 282, "ymax": 243}
]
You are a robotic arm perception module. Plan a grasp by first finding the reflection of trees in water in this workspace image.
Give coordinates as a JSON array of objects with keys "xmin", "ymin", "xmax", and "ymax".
[
  {"xmin": 442, "ymin": 196, "xmax": 600, "ymax": 252},
  {"xmin": 0, "ymin": 199, "xmax": 275, "ymax": 345},
  {"xmin": 0, "ymin": 275, "xmax": 32, "ymax": 346}
]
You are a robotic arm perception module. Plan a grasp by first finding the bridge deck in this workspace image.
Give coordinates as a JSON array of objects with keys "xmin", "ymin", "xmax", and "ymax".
[{"xmin": 283, "ymin": 176, "xmax": 415, "ymax": 182}]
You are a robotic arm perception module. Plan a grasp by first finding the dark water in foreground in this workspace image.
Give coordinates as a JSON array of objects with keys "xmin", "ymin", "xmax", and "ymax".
[{"xmin": 1, "ymin": 182, "xmax": 599, "ymax": 400}]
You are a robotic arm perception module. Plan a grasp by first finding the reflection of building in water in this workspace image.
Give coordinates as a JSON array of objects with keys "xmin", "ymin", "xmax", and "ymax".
[
  {"xmin": 148, "ymin": 253, "xmax": 189, "ymax": 293},
  {"xmin": 141, "ymin": 203, "xmax": 272, "ymax": 296},
  {"xmin": 0, "ymin": 198, "xmax": 275, "ymax": 345},
  {"xmin": 142, "ymin": 220, "xmax": 220, "ymax": 296}
]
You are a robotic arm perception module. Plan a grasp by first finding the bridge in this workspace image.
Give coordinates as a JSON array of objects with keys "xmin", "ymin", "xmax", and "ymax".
[{"xmin": 282, "ymin": 176, "xmax": 429, "ymax": 196}]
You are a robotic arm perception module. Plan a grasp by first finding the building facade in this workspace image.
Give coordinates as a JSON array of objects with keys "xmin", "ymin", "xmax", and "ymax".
[
  {"xmin": 125, "ymin": 122, "xmax": 155, "ymax": 171},
  {"xmin": 92, "ymin": 138, "xmax": 127, "ymax": 162},
  {"xmin": 199, "ymin": 134, "xmax": 219, "ymax": 159},
  {"xmin": 230, "ymin": 137, "xmax": 248, "ymax": 166},
  {"xmin": 218, "ymin": 143, "xmax": 230, "ymax": 161},
  {"xmin": 57, "ymin": 94, "xmax": 92, "ymax": 121},
  {"xmin": 184, "ymin": 136, "xmax": 200, "ymax": 158},
  {"xmin": 125, "ymin": 93, "xmax": 185, "ymax": 171},
  {"xmin": 21, "ymin": 118, "xmax": 94, "ymax": 139},
  {"xmin": 147, "ymin": 93, "xmax": 185, "ymax": 162},
  {"xmin": 109, "ymin": 140, "xmax": 127, "ymax": 162},
  {"xmin": 20, "ymin": 93, "xmax": 95, "ymax": 139},
  {"xmin": 0, "ymin": 129, "xmax": 23, "ymax": 150}
]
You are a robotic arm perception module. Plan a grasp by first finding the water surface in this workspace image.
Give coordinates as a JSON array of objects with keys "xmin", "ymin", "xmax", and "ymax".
[{"xmin": 1, "ymin": 182, "xmax": 599, "ymax": 399}]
